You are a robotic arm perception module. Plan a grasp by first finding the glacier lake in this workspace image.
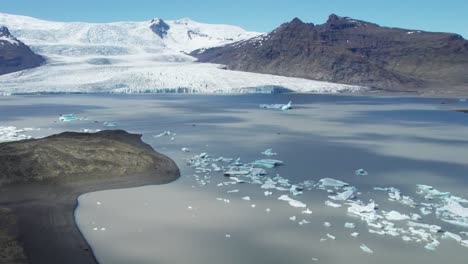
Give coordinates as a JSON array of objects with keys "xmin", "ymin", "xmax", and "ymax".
[{"xmin": 2, "ymin": 93, "xmax": 468, "ymax": 263}]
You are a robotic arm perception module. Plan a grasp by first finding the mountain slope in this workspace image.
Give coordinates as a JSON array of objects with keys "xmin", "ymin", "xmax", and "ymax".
[
  {"xmin": 192, "ymin": 15, "xmax": 468, "ymax": 92},
  {"xmin": 0, "ymin": 13, "xmax": 366, "ymax": 94},
  {"xmin": 0, "ymin": 26, "xmax": 44, "ymax": 75}
]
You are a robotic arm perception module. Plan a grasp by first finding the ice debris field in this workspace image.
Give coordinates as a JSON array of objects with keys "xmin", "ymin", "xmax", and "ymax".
[{"xmin": 175, "ymin": 141, "xmax": 468, "ymax": 255}]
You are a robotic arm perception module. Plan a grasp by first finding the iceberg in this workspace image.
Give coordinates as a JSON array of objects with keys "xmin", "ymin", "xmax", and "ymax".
[
  {"xmin": 278, "ymin": 195, "xmax": 307, "ymax": 208},
  {"xmin": 259, "ymin": 101, "xmax": 292, "ymax": 111},
  {"xmin": 261, "ymin": 149, "xmax": 277, "ymax": 156},
  {"xmin": 354, "ymin": 169, "xmax": 368, "ymax": 176},
  {"xmin": 103, "ymin": 121, "xmax": 117, "ymax": 127},
  {"xmin": 383, "ymin": 211, "xmax": 410, "ymax": 221},
  {"xmin": 424, "ymin": 240, "xmax": 440, "ymax": 251},
  {"xmin": 252, "ymin": 159, "xmax": 284, "ymax": 168},
  {"xmin": 154, "ymin": 131, "xmax": 176, "ymax": 138},
  {"xmin": 317, "ymin": 178, "xmax": 349, "ymax": 189},
  {"xmin": 324, "ymin": 200, "xmax": 342, "ymax": 208},
  {"xmin": 328, "ymin": 188, "xmax": 355, "ymax": 201},
  {"xmin": 59, "ymin": 114, "xmax": 83, "ymax": 122},
  {"xmin": 360, "ymin": 244, "xmax": 373, "ymax": 254}
]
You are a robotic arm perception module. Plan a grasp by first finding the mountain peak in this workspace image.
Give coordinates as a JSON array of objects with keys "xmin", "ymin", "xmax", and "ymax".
[
  {"xmin": 149, "ymin": 18, "xmax": 170, "ymax": 38},
  {"xmin": 0, "ymin": 26, "xmax": 11, "ymax": 37}
]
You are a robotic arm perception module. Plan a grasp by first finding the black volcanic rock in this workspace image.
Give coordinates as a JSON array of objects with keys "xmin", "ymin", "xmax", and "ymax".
[
  {"xmin": 0, "ymin": 26, "xmax": 44, "ymax": 75},
  {"xmin": 150, "ymin": 18, "xmax": 170, "ymax": 38},
  {"xmin": 192, "ymin": 14, "xmax": 468, "ymax": 92}
]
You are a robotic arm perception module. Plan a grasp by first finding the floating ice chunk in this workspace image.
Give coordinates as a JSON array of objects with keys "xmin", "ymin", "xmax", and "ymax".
[
  {"xmin": 351, "ymin": 232, "xmax": 360, "ymax": 237},
  {"xmin": 320, "ymin": 238, "xmax": 327, "ymax": 242},
  {"xmin": 242, "ymin": 196, "xmax": 251, "ymax": 201},
  {"xmin": 154, "ymin": 131, "xmax": 176, "ymax": 138},
  {"xmin": 264, "ymin": 191, "xmax": 273, "ymax": 196},
  {"xmin": 360, "ymin": 244, "xmax": 373, "ymax": 254},
  {"xmin": 354, "ymin": 169, "xmax": 368, "ymax": 176},
  {"xmin": 329, "ymin": 189, "xmax": 355, "ymax": 201},
  {"xmin": 211, "ymin": 163, "xmax": 222, "ymax": 172},
  {"xmin": 266, "ymin": 208, "xmax": 271, "ymax": 212},
  {"xmin": 345, "ymin": 222, "xmax": 356, "ymax": 229},
  {"xmin": 261, "ymin": 149, "xmax": 277, "ymax": 156},
  {"xmin": 369, "ymin": 229, "xmax": 385, "ymax": 235},
  {"xmin": 103, "ymin": 121, "xmax": 117, "ymax": 127},
  {"xmin": 438, "ymin": 201, "xmax": 468, "ymax": 218},
  {"xmin": 417, "ymin": 184, "xmax": 451, "ymax": 199},
  {"xmin": 302, "ymin": 208, "xmax": 313, "ymax": 215},
  {"xmin": 252, "ymin": 159, "xmax": 284, "ymax": 168},
  {"xmin": 225, "ymin": 234, "xmax": 231, "ymax": 238},
  {"xmin": 289, "ymin": 216, "xmax": 296, "ymax": 221},
  {"xmin": 425, "ymin": 240, "xmax": 440, "ymax": 251},
  {"xmin": 227, "ymin": 189, "xmax": 239, "ymax": 193},
  {"xmin": 224, "ymin": 170, "xmax": 250, "ymax": 176},
  {"xmin": 290, "ymin": 185, "xmax": 303, "ymax": 196},
  {"xmin": 317, "ymin": 178, "xmax": 349, "ymax": 188},
  {"xmin": 407, "ymin": 221, "xmax": 441, "ymax": 233},
  {"xmin": 312, "ymin": 258, "xmax": 319, "ymax": 261},
  {"xmin": 347, "ymin": 201, "xmax": 379, "ymax": 222},
  {"xmin": 261, "ymin": 180, "xmax": 276, "ymax": 189},
  {"xmin": 278, "ymin": 195, "xmax": 307, "ymax": 208},
  {"xmin": 326, "ymin": 234, "xmax": 336, "ymax": 240},
  {"xmin": 251, "ymin": 204, "xmax": 256, "ymax": 208},
  {"xmin": 411, "ymin": 213, "xmax": 422, "ymax": 221},
  {"xmin": 383, "ymin": 211, "xmax": 410, "ymax": 221},
  {"xmin": 324, "ymin": 222, "xmax": 332, "ymax": 227},
  {"xmin": 59, "ymin": 114, "xmax": 84, "ymax": 122},
  {"xmin": 100, "ymin": 227, "xmax": 106, "ymax": 231},
  {"xmin": 259, "ymin": 101, "xmax": 292, "ymax": 111},
  {"xmin": 420, "ymin": 207, "xmax": 432, "ymax": 215},
  {"xmin": 325, "ymin": 200, "xmax": 342, "ymax": 208},
  {"xmin": 250, "ymin": 167, "xmax": 267, "ymax": 176},
  {"xmin": 441, "ymin": 219, "xmax": 468, "ymax": 228},
  {"xmin": 181, "ymin": 147, "xmax": 191, "ymax": 152},
  {"xmin": 402, "ymin": 236, "xmax": 412, "ymax": 242},
  {"xmin": 442, "ymin": 232, "xmax": 462, "ymax": 242}
]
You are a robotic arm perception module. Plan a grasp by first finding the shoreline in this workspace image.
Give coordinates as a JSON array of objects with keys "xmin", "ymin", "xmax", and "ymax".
[
  {"xmin": 0, "ymin": 171, "xmax": 179, "ymax": 264},
  {"xmin": 1, "ymin": 174, "xmax": 179, "ymax": 264}
]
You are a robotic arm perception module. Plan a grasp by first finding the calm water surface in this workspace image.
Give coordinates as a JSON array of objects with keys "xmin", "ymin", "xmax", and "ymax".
[{"xmin": 1, "ymin": 94, "xmax": 468, "ymax": 263}]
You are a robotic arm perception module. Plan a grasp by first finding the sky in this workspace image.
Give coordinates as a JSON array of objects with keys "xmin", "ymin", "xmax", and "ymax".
[{"xmin": 1, "ymin": 0, "xmax": 467, "ymax": 38}]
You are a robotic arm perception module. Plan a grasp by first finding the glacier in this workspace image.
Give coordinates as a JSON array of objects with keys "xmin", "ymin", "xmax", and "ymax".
[{"xmin": 0, "ymin": 13, "xmax": 367, "ymax": 94}]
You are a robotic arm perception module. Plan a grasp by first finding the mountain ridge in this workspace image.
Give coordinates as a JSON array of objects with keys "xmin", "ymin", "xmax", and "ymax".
[
  {"xmin": 192, "ymin": 14, "xmax": 468, "ymax": 92},
  {"xmin": 0, "ymin": 25, "xmax": 44, "ymax": 75}
]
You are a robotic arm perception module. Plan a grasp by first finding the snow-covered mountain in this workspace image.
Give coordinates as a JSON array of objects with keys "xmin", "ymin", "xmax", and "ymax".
[{"xmin": 0, "ymin": 13, "xmax": 365, "ymax": 94}]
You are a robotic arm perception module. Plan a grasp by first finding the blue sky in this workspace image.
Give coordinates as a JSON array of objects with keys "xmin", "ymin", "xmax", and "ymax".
[{"xmin": 1, "ymin": 0, "xmax": 467, "ymax": 37}]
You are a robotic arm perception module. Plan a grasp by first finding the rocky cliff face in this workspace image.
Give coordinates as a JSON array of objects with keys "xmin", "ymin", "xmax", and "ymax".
[
  {"xmin": 192, "ymin": 15, "xmax": 468, "ymax": 92},
  {"xmin": 0, "ymin": 26, "xmax": 44, "ymax": 75}
]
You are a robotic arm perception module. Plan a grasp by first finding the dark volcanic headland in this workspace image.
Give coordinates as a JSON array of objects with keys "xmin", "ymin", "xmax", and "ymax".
[
  {"xmin": 0, "ymin": 130, "xmax": 180, "ymax": 264},
  {"xmin": 192, "ymin": 14, "xmax": 468, "ymax": 94},
  {"xmin": 0, "ymin": 26, "xmax": 44, "ymax": 76}
]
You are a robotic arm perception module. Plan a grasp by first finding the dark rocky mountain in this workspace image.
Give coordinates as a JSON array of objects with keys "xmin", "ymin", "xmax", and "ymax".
[
  {"xmin": 192, "ymin": 15, "xmax": 468, "ymax": 92},
  {"xmin": 0, "ymin": 26, "xmax": 44, "ymax": 75},
  {"xmin": 150, "ymin": 18, "xmax": 170, "ymax": 38}
]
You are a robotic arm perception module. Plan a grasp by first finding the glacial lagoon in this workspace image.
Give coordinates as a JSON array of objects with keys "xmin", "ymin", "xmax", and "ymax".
[{"xmin": 1, "ymin": 93, "xmax": 468, "ymax": 263}]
